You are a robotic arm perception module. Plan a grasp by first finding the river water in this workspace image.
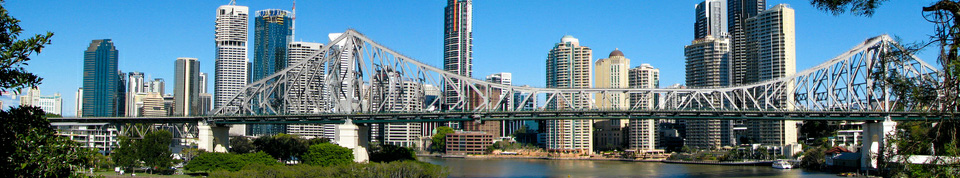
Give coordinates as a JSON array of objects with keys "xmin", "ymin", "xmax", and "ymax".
[{"xmin": 419, "ymin": 157, "xmax": 837, "ymax": 178}]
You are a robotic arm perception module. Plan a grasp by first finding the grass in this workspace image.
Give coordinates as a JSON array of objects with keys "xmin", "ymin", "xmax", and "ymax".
[{"xmin": 88, "ymin": 170, "xmax": 195, "ymax": 178}]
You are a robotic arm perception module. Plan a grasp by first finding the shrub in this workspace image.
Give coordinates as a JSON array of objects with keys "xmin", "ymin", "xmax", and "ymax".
[{"xmin": 302, "ymin": 143, "xmax": 353, "ymax": 166}]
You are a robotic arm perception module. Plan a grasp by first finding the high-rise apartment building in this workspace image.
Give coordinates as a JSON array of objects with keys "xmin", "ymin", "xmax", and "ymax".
[
  {"xmin": 20, "ymin": 88, "xmax": 62, "ymax": 115},
  {"xmin": 594, "ymin": 49, "xmax": 630, "ymax": 151},
  {"xmin": 75, "ymin": 88, "xmax": 82, "ymax": 117},
  {"xmin": 744, "ymin": 4, "xmax": 798, "ymax": 147},
  {"xmin": 685, "ymin": 0, "xmax": 739, "ymax": 149},
  {"xmin": 695, "ymin": 0, "xmax": 728, "ymax": 39},
  {"xmin": 370, "ymin": 69, "xmax": 425, "ymax": 147},
  {"xmin": 174, "ymin": 57, "xmax": 201, "ymax": 116},
  {"xmin": 146, "ymin": 78, "xmax": 164, "ymax": 94},
  {"xmin": 285, "ymin": 41, "xmax": 335, "ymax": 139},
  {"xmin": 627, "ymin": 64, "xmax": 659, "ymax": 150},
  {"xmin": 443, "ymin": 0, "xmax": 473, "ymax": 110},
  {"xmin": 125, "ymin": 72, "xmax": 145, "ymax": 117},
  {"xmin": 728, "ymin": 0, "xmax": 766, "ymax": 85},
  {"xmin": 214, "ymin": 4, "xmax": 249, "ymax": 112},
  {"xmin": 545, "ymin": 35, "xmax": 593, "ymax": 154},
  {"xmin": 82, "ymin": 39, "xmax": 119, "ymax": 117}
]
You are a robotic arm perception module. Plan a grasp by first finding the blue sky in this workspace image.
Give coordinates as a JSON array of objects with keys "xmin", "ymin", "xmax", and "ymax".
[{"xmin": 5, "ymin": 0, "xmax": 936, "ymax": 116}]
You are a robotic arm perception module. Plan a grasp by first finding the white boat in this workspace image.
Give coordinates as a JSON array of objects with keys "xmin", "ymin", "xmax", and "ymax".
[{"xmin": 772, "ymin": 160, "xmax": 793, "ymax": 169}]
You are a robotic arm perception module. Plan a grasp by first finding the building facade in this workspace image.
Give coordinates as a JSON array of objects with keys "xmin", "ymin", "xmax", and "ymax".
[
  {"xmin": 174, "ymin": 57, "xmax": 201, "ymax": 116},
  {"xmin": 249, "ymin": 9, "xmax": 292, "ymax": 136},
  {"xmin": 594, "ymin": 49, "xmax": 631, "ymax": 151},
  {"xmin": 627, "ymin": 64, "xmax": 659, "ymax": 150},
  {"xmin": 744, "ymin": 4, "xmax": 798, "ymax": 147},
  {"xmin": 545, "ymin": 35, "xmax": 593, "ymax": 154},
  {"xmin": 695, "ymin": 0, "xmax": 728, "ymax": 39},
  {"xmin": 443, "ymin": 0, "xmax": 473, "ymax": 111},
  {"xmin": 82, "ymin": 39, "xmax": 120, "ymax": 117},
  {"xmin": 19, "ymin": 88, "xmax": 62, "ymax": 115},
  {"xmin": 445, "ymin": 131, "xmax": 494, "ymax": 155},
  {"xmin": 214, "ymin": 4, "xmax": 249, "ymax": 112},
  {"xmin": 125, "ymin": 72, "xmax": 145, "ymax": 117}
]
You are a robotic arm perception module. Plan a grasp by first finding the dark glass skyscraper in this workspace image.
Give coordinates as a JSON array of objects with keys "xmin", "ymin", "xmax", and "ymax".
[
  {"xmin": 249, "ymin": 9, "xmax": 292, "ymax": 136},
  {"xmin": 728, "ymin": 0, "xmax": 765, "ymax": 85},
  {"xmin": 82, "ymin": 39, "xmax": 119, "ymax": 117}
]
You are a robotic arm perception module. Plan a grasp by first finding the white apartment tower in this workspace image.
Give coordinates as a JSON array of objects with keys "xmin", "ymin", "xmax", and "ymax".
[
  {"xmin": 285, "ymin": 41, "xmax": 337, "ymax": 139},
  {"xmin": 214, "ymin": 4, "xmax": 249, "ymax": 113},
  {"xmin": 443, "ymin": 0, "xmax": 473, "ymax": 110},
  {"xmin": 545, "ymin": 35, "xmax": 593, "ymax": 154},
  {"xmin": 125, "ymin": 72, "xmax": 145, "ymax": 117},
  {"xmin": 594, "ymin": 49, "xmax": 630, "ymax": 151},
  {"xmin": 627, "ymin": 63, "xmax": 659, "ymax": 150},
  {"xmin": 744, "ymin": 4, "xmax": 798, "ymax": 147}
]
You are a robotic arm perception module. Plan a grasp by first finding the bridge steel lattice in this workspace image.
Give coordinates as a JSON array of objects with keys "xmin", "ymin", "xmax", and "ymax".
[{"xmin": 212, "ymin": 30, "xmax": 940, "ymax": 117}]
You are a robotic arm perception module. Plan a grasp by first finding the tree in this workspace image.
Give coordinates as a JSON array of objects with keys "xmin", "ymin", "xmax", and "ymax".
[
  {"xmin": 811, "ymin": 0, "xmax": 960, "ymax": 176},
  {"xmin": 112, "ymin": 136, "xmax": 139, "ymax": 170},
  {"xmin": 369, "ymin": 144, "xmax": 417, "ymax": 163},
  {"xmin": 185, "ymin": 152, "xmax": 245, "ymax": 172},
  {"xmin": 302, "ymin": 143, "xmax": 354, "ymax": 166},
  {"xmin": 229, "ymin": 136, "xmax": 255, "ymax": 154},
  {"xmin": 429, "ymin": 126, "xmax": 454, "ymax": 153},
  {"xmin": 138, "ymin": 130, "xmax": 173, "ymax": 173},
  {"xmin": 0, "ymin": 106, "xmax": 89, "ymax": 177},
  {"xmin": 237, "ymin": 151, "xmax": 281, "ymax": 166},
  {"xmin": 0, "ymin": 0, "xmax": 52, "ymax": 95},
  {"xmin": 253, "ymin": 133, "xmax": 307, "ymax": 162}
]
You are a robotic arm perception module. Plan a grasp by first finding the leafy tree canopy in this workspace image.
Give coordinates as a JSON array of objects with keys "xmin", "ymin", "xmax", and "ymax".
[{"xmin": 302, "ymin": 143, "xmax": 354, "ymax": 167}]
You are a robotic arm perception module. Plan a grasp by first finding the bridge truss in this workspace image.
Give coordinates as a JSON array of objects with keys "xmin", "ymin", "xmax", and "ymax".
[{"xmin": 212, "ymin": 30, "xmax": 940, "ymax": 116}]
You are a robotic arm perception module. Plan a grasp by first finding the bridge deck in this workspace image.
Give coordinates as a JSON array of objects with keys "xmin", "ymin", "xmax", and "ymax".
[{"xmin": 49, "ymin": 110, "xmax": 957, "ymax": 125}]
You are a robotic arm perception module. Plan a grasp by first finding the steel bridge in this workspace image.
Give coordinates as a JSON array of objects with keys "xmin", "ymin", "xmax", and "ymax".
[{"xmin": 49, "ymin": 30, "xmax": 952, "ymax": 167}]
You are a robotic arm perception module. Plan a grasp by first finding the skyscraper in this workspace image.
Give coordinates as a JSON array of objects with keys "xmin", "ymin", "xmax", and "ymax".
[
  {"xmin": 443, "ymin": 0, "xmax": 473, "ymax": 111},
  {"xmin": 545, "ymin": 35, "xmax": 593, "ymax": 154},
  {"xmin": 594, "ymin": 49, "xmax": 630, "ymax": 151},
  {"xmin": 82, "ymin": 39, "xmax": 119, "ymax": 117},
  {"xmin": 486, "ymin": 73, "xmax": 522, "ymax": 137},
  {"xmin": 249, "ymin": 9, "xmax": 292, "ymax": 136},
  {"xmin": 695, "ymin": 0, "xmax": 728, "ymax": 39},
  {"xmin": 126, "ymin": 72, "xmax": 145, "ymax": 117},
  {"xmin": 285, "ymin": 41, "xmax": 334, "ymax": 139},
  {"xmin": 744, "ymin": 4, "xmax": 798, "ymax": 147},
  {"xmin": 214, "ymin": 3, "xmax": 249, "ymax": 112},
  {"xmin": 728, "ymin": 0, "xmax": 766, "ymax": 85},
  {"xmin": 252, "ymin": 9, "xmax": 292, "ymax": 83},
  {"xmin": 627, "ymin": 64, "xmax": 659, "ymax": 150},
  {"xmin": 174, "ymin": 57, "xmax": 201, "ymax": 116}
]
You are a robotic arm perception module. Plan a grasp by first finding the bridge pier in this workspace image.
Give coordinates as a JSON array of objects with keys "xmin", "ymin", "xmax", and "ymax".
[
  {"xmin": 335, "ymin": 119, "xmax": 369, "ymax": 162},
  {"xmin": 198, "ymin": 122, "xmax": 230, "ymax": 153},
  {"xmin": 861, "ymin": 117, "xmax": 897, "ymax": 170}
]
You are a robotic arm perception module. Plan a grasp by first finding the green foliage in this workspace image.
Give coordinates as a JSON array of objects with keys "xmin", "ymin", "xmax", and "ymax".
[
  {"xmin": 429, "ymin": 126, "xmax": 454, "ymax": 153},
  {"xmin": 111, "ymin": 130, "xmax": 174, "ymax": 174},
  {"xmin": 302, "ymin": 143, "xmax": 353, "ymax": 166},
  {"xmin": 179, "ymin": 147, "xmax": 204, "ymax": 165},
  {"xmin": 237, "ymin": 151, "xmax": 282, "ymax": 166},
  {"xmin": 369, "ymin": 144, "xmax": 416, "ymax": 163},
  {"xmin": 209, "ymin": 161, "xmax": 449, "ymax": 178},
  {"xmin": 139, "ymin": 130, "xmax": 173, "ymax": 170},
  {"xmin": 112, "ymin": 136, "xmax": 139, "ymax": 169},
  {"xmin": 253, "ymin": 133, "xmax": 307, "ymax": 162},
  {"xmin": 809, "ymin": 0, "xmax": 888, "ymax": 16},
  {"xmin": 0, "ymin": 106, "xmax": 89, "ymax": 177},
  {"xmin": 0, "ymin": 0, "xmax": 52, "ymax": 95},
  {"xmin": 799, "ymin": 146, "xmax": 828, "ymax": 170},
  {"xmin": 185, "ymin": 152, "xmax": 246, "ymax": 172},
  {"xmin": 86, "ymin": 150, "xmax": 115, "ymax": 171},
  {"xmin": 229, "ymin": 136, "xmax": 255, "ymax": 154}
]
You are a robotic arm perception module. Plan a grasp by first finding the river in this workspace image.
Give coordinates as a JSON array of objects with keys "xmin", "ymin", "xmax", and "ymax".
[{"xmin": 419, "ymin": 157, "xmax": 837, "ymax": 178}]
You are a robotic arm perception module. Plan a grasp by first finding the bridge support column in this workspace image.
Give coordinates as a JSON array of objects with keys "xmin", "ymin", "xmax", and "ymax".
[
  {"xmin": 861, "ymin": 117, "xmax": 897, "ymax": 170},
  {"xmin": 198, "ymin": 122, "xmax": 230, "ymax": 153},
  {"xmin": 335, "ymin": 119, "xmax": 369, "ymax": 162}
]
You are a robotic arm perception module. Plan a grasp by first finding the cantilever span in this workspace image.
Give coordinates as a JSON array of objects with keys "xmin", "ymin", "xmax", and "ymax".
[{"xmin": 213, "ymin": 30, "xmax": 942, "ymax": 116}]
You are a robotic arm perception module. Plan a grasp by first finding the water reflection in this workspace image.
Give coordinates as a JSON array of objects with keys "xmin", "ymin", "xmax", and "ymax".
[{"xmin": 419, "ymin": 157, "xmax": 836, "ymax": 178}]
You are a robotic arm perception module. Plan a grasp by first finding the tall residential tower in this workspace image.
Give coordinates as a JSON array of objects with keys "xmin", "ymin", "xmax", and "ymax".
[
  {"xmin": 545, "ymin": 35, "xmax": 593, "ymax": 154},
  {"xmin": 443, "ymin": 0, "xmax": 473, "ymax": 112}
]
